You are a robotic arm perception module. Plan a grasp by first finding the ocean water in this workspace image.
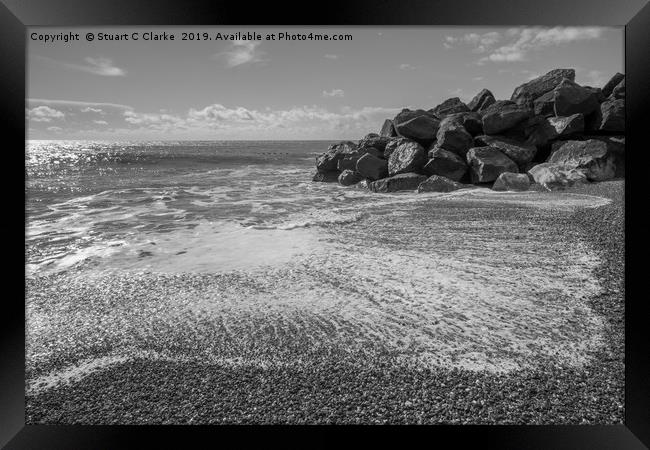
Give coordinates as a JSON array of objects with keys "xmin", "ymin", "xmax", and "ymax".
[{"xmin": 26, "ymin": 140, "xmax": 612, "ymax": 384}]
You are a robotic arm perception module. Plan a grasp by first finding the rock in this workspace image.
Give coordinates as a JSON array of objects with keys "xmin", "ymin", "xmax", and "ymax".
[
  {"xmin": 316, "ymin": 141, "xmax": 358, "ymax": 172},
  {"xmin": 466, "ymin": 147, "xmax": 519, "ymax": 183},
  {"xmin": 336, "ymin": 146, "xmax": 383, "ymax": 171},
  {"xmin": 338, "ymin": 170, "xmax": 364, "ymax": 186},
  {"xmin": 591, "ymin": 98, "xmax": 625, "ymax": 133},
  {"xmin": 548, "ymin": 139, "xmax": 616, "ymax": 181},
  {"xmin": 418, "ymin": 175, "xmax": 468, "ymax": 193},
  {"xmin": 312, "ymin": 171, "xmax": 340, "ymax": 182},
  {"xmin": 610, "ymin": 78, "xmax": 625, "ymax": 99},
  {"xmin": 446, "ymin": 111, "xmax": 483, "ymax": 136},
  {"xmin": 388, "ymin": 141, "xmax": 427, "ymax": 176},
  {"xmin": 467, "ymin": 89, "xmax": 496, "ymax": 113},
  {"xmin": 548, "ymin": 114, "xmax": 584, "ymax": 137},
  {"xmin": 431, "ymin": 97, "xmax": 470, "ymax": 117},
  {"xmin": 528, "ymin": 162, "xmax": 588, "ymax": 190},
  {"xmin": 359, "ymin": 134, "xmax": 391, "ymax": 152},
  {"xmin": 474, "ymin": 135, "xmax": 537, "ymax": 167},
  {"xmin": 602, "ymin": 73, "xmax": 624, "ymax": 98},
  {"xmin": 510, "ymin": 68, "xmax": 576, "ymax": 105},
  {"xmin": 368, "ymin": 173, "xmax": 428, "ymax": 193},
  {"xmin": 380, "ymin": 119, "xmax": 397, "ymax": 137},
  {"xmin": 393, "ymin": 109, "xmax": 441, "ymax": 147},
  {"xmin": 423, "ymin": 147, "xmax": 468, "ymax": 181},
  {"xmin": 481, "ymin": 101, "xmax": 533, "ymax": 135},
  {"xmin": 436, "ymin": 116, "xmax": 474, "ymax": 157},
  {"xmin": 492, "ymin": 172, "xmax": 531, "ymax": 191},
  {"xmin": 533, "ymin": 91, "xmax": 556, "ymax": 117},
  {"xmin": 553, "ymin": 78, "xmax": 600, "ymax": 117},
  {"xmin": 383, "ymin": 137, "xmax": 413, "ymax": 159},
  {"xmin": 356, "ymin": 153, "xmax": 389, "ymax": 180},
  {"xmin": 584, "ymin": 86, "xmax": 606, "ymax": 103}
]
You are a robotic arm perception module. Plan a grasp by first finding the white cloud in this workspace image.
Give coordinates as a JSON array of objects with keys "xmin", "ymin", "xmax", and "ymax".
[
  {"xmin": 93, "ymin": 120, "xmax": 108, "ymax": 125},
  {"xmin": 399, "ymin": 63, "xmax": 416, "ymax": 70},
  {"xmin": 81, "ymin": 107, "xmax": 103, "ymax": 113},
  {"xmin": 322, "ymin": 89, "xmax": 345, "ymax": 98},
  {"xmin": 444, "ymin": 32, "xmax": 501, "ymax": 53},
  {"xmin": 26, "ymin": 106, "xmax": 65, "ymax": 122},
  {"xmin": 578, "ymin": 69, "xmax": 607, "ymax": 87},
  {"xmin": 61, "ymin": 57, "xmax": 126, "ymax": 76},
  {"xmin": 324, "ymin": 54, "xmax": 339, "ymax": 60},
  {"xmin": 215, "ymin": 40, "xmax": 266, "ymax": 68},
  {"xmin": 46, "ymin": 126, "xmax": 62, "ymax": 132}
]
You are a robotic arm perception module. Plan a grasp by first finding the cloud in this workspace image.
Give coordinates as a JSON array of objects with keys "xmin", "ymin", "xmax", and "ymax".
[
  {"xmin": 215, "ymin": 40, "xmax": 266, "ymax": 68},
  {"xmin": 81, "ymin": 107, "xmax": 103, "ymax": 113},
  {"xmin": 444, "ymin": 32, "xmax": 501, "ymax": 53},
  {"xmin": 322, "ymin": 89, "xmax": 345, "ymax": 98},
  {"xmin": 399, "ymin": 63, "xmax": 416, "ymax": 70},
  {"xmin": 324, "ymin": 54, "xmax": 339, "ymax": 60},
  {"xmin": 578, "ymin": 69, "xmax": 607, "ymax": 87},
  {"xmin": 46, "ymin": 126, "xmax": 62, "ymax": 132},
  {"xmin": 26, "ymin": 106, "xmax": 65, "ymax": 122},
  {"xmin": 93, "ymin": 120, "xmax": 108, "ymax": 125},
  {"xmin": 47, "ymin": 56, "xmax": 126, "ymax": 76}
]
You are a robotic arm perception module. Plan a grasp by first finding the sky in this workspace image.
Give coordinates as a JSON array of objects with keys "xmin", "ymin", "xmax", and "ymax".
[{"xmin": 27, "ymin": 26, "xmax": 623, "ymax": 140}]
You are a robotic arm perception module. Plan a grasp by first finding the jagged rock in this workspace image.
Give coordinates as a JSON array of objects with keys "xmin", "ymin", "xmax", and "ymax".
[
  {"xmin": 436, "ymin": 116, "xmax": 474, "ymax": 157},
  {"xmin": 417, "ymin": 175, "xmax": 468, "ymax": 193},
  {"xmin": 533, "ymin": 91, "xmax": 556, "ymax": 117},
  {"xmin": 337, "ymin": 146, "xmax": 383, "ymax": 171},
  {"xmin": 591, "ymin": 98, "xmax": 625, "ymax": 133},
  {"xmin": 611, "ymin": 78, "xmax": 625, "ymax": 99},
  {"xmin": 356, "ymin": 153, "xmax": 389, "ymax": 180},
  {"xmin": 359, "ymin": 134, "xmax": 391, "ymax": 152},
  {"xmin": 553, "ymin": 78, "xmax": 600, "ymax": 117},
  {"xmin": 338, "ymin": 170, "xmax": 364, "ymax": 186},
  {"xmin": 511, "ymin": 68, "xmax": 576, "ymax": 105},
  {"xmin": 548, "ymin": 114, "xmax": 585, "ymax": 137},
  {"xmin": 388, "ymin": 141, "xmax": 427, "ymax": 175},
  {"xmin": 393, "ymin": 109, "xmax": 441, "ymax": 147},
  {"xmin": 466, "ymin": 147, "xmax": 519, "ymax": 183},
  {"xmin": 602, "ymin": 73, "xmax": 624, "ymax": 98},
  {"xmin": 445, "ymin": 111, "xmax": 483, "ymax": 136},
  {"xmin": 474, "ymin": 135, "xmax": 537, "ymax": 167},
  {"xmin": 467, "ymin": 89, "xmax": 496, "ymax": 113},
  {"xmin": 315, "ymin": 141, "xmax": 357, "ymax": 172},
  {"xmin": 481, "ymin": 101, "xmax": 533, "ymax": 135},
  {"xmin": 528, "ymin": 163, "xmax": 588, "ymax": 190},
  {"xmin": 383, "ymin": 137, "xmax": 413, "ymax": 159},
  {"xmin": 548, "ymin": 139, "xmax": 616, "ymax": 181},
  {"xmin": 431, "ymin": 97, "xmax": 470, "ymax": 117},
  {"xmin": 368, "ymin": 173, "xmax": 428, "ymax": 193},
  {"xmin": 584, "ymin": 86, "xmax": 606, "ymax": 103},
  {"xmin": 312, "ymin": 171, "xmax": 340, "ymax": 182},
  {"xmin": 492, "ymin": 172, "xmax": 531, "ymax": 191},
  {"xmin": 423, "ymin": 147, "xmax": 468, "ymax": 181},
  {"xmin": 380, "ymin": 119, "xmax": 397, "ymax": 137}
]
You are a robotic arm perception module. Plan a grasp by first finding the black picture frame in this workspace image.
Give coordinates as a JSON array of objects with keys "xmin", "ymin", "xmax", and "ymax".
[{"xmin": 2, "ymin": 0, "xmax": 648, "ymax": 447}]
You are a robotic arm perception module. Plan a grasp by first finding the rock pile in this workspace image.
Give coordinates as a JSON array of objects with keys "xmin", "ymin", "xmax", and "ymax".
[{"xmin": 313, "ymin": 69, "xmax": 625, "ymax": 192}]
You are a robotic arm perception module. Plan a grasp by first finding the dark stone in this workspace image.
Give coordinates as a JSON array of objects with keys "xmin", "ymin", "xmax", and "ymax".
[
  {"xmin": 553, "ymin": 78, "xmax": 600, "ymax": 117},
  {"xmin": 431, "ymin": 97, "xmax": 470, "ymax": 118},
  {"xmin": 533, "ymin": 91, "xmax": 556, "ymax": 117},
  {"xmin": 388, "ymin": 141, "xmax": 427, "ymax": 176},
  {"xmin": 356, "ymin": 153, "xmax": 389, "ymax": 180},
  {"xmin": 359, "ymin": 134, "xmax": 391, "ymax": 152},
  {"xmin": 467, "ymin": 89, "xmax": 496, "ymax": 113},
  {"xmin": 393, "ymin": 110, "xmax": 441, "ymax": 147},
  {"xmin": 380, "ymin": 119, "xmax": 397, "ymax": 137},
  {"xmin": 315, "ymin": 141, "xmax": 357, "ymax": 173},
  {"xmin": 528, "ymin": 163, "xmax": 588, "ymax": 190},
  {"xmin": 548, "ymin": 139, "xmax": 616, "ymax": 181},
  {"xmin": 336, "ymin": 146, "xmax": 383, "ymax": 171},
  {"xmin": 602, "ymin": 73, "xmax": 624, "ymax": 98},
  {"xmin": 547, "ymin": 114, "xmax": 584, "ymax": 138},
  {"xmin": 423, "ymin": 147, "xmax": 468, "ymax": 181},
  {"xmin": 466, "ymin": 146, "xmax": 519, "ymax": 183},
  {"xmin": 383, "ymin": 137, "xmax": 413, "ymax": 159},
  {"xmin": 436, "ymin": 116, "xmax": 474, "ymax": 157},
  {"xmin": 591, "ymin": 99, "xmax": 625, "ymax": 133},
  {"xmin": 312, "ymin": 171, "xmax": 340, "ymax": 182},
  {"xmin": 338, "ymin": 170, "xmax": 364, "ymax": 186},
  {"xmin": 368, "ymin": 173, "xmax": 428, "ymax": 193},
  {"xmin": 492, "ymin": 172, "xmax": 530, "ymax": 191},
  {"xmin": 417, "ymin": 175, "xmax": 468, "ymax": 193},
  {"xmin": 445, "ymin": 111, "xmax": 483, "ymax": 136},
  {"xmin": 481, "ymin": 101, "xmax": 533, "ymax": 135},
  {"xmin": 510, "ymin": 68, "xmax": 576, "ymax": 105},
  {"xmin": 473, "ymin": 135, "xmax": 537, "ymax": 167},
  {"xmin": 611, "ymin": 78, "xmax": 625, "ymax": 99}
]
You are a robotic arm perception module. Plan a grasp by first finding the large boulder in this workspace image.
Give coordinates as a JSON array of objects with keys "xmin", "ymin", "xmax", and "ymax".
[
  {"xmin": 423, "ymin": 147, "xmax": 468, "ymax": 181},
  {"xmin": 467, "ymin": 89, "xmax": 496, "ymax": 113},
  {"xmin": 547, "ymin": 114, "xmax": 585, "ymax": 138},
  {"xmin": 388, "ymin": 141, "xmax": 427, "ymax": 175},
  {"xmin": 474, "ymin": 135, "xmax": 537, "ymax": 167},
  {"xmin": 553, "ymin": 78, "xmax": 600, "ymax": 117},
  {"xmin": 590, "ymin": 98, "xmax": 625, "ymax": 133},
  {"xmin": 431, "ymin": 97, "xmax": 470, "ymax": 118},
  {"xmin": 368, "ymin": 173, "xmax": 428, "ymax": 193},
  {"xmin": 359, "ymin": 134, "xmax": 391, "ymax": 152},
  {"xmin": 383, "ymin": 137, "xmax": 413, "ymax": 159},
  {"xmin": 436, "ymin": 116, "xmax": 474, "ymax": 157},
  {"xmin": 528, "ymin": 163, "xmax": 588, "ymax": 191},
  {"xmin": 356, "ymin": 153, "xmax": 389, "ymax": 180},
  {"xmin": 466, "ymin": 147, "xmax": 519, "ymax": 183},
  {"xmin": 548, "ymin": 139, "xmax": 616, "ymax": 181},
  {"xmin": 417, "ymin": 175, "xmax": 468, "ymax": 193},
  {"xmin": 533, "ymin": 90, "xmax": 556, "ymax": 117},
  {"xmin": 336, "ymin": 146, "xmax": 383, "ymax": 171},
  {"xmin": 610, "ymin": 78, "xmax": 625, "ymax": 99},
  {"xmin": 316, "ymin": 141, "xmax": 357, "ymax": 172},
  {"xmin": 380, "ymin": 119, "xmax": 397, "ymax": 137},
  {"xmin": 510, "ymin": 68, "xmax": 576, "ymax": 105},
  {"xmin": 338, "ymin": 170, "xmax": 364, "ymax": 186},
  {"xmin": 481, "ymin": 101, "xmax": 533, "ymax": 135},
  {"xmin": 312, "ymin": 171, "xmax": 340, "ymax": 182},
  {"xmin": 393, "ymin": 109, "xmax": 441, "ymax": 147},
  {"xmin": 492, "ymin": 172, "xmax": 531, "ymax": 191},
  {"xmin": 602, "ymin": 73, "xmax": 624, "ymax": 98}
]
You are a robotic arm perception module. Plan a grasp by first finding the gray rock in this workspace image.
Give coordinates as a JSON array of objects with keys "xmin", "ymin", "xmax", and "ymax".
[
  {"xmin": 418, "ymin": 175, "xmax": 468, "ymax": 193},
  {"xmin": 388, "ymin": 141, "xmax": 427, "ymax": 176},
  {"xmin": 432, "ymin": 97, "xmax": 470, "ymax": 117},
  {"xmin": 312, "ymin": 171, "xmax": 340, "ymax": 182},
  {"xmin": 548, "ymin": 114, "xmax": 584, "ymax": 137},
  {"xmin": 528, "ymin": 162, "xmax": 588, "ymax": 190},
  {"xmin": 383, "ymin": 137, "xmax": 413, "ymax": 159},
  {"xmin": 474, "ymin": 135, "xmax": 537, "ymax": 167},
  {"xmin": 359, "ymin": 134, "xmax": 392, "ymax": 152},
  {"xmin": 511, "ymin": 68, "xmax": 576, "ymax": 105},
  {"xmin": 380, "ymin": 119, "xmax": 397, "ymax": 137},
  {"xmin": 548, "ymin": 139, "xmax": 616, "ymax": 181},
  {"xmin": 338, "ymin": 170, "xmax": 364, "ymax": 186},
  {"xmin": 553, "ymin": 78, "xmax": 600, "ymax": 117},
  {"xmin": 316, "ymin": 141, "xmax": 357, "ymax": 172},
  {"xmin": 336, "ymin": 146, "xmax": 383, "ymax": 171},
  {"xmin": 591, "ymin": 98, "xmax": 625, "ymax": 133},
  {"xmin": 467, "ymin": 89, "xmax": 496, "ymax": 113},
  {"xmin": 393, "ymin": 110, "xmax": 441, "ymax": 147},
  {"xmin": 423, "ymin": 147, "xmax": 468, "ymax": 181},
  {"xmin": 611, "ymin": 78, "xmax": 625, "ymax": 99},
  {"xmin": 492, "ymin": 172, "xmax": 531, "ymax": 191},
  {"xmin": 368, "ymin": 173, "xmax": 428, "ymax": 193},
  {"xmin": 533, "ymin": 90, "xmax": 556, "ymax": 117},
  {"xmin": 436, "ymin": 116, "xmax": 474, "ymax": 157},
  {"xmin": 602, "ymin": 73, "xmax": 624, "ymax": 98},
  {"xmin": 466, "ymin": 147, "xmax": 519, "ymax": 183},
  {"xmin": 481, "ymin": 101, "xmax": 533, "ymax": 135},
  {"xmin": 356, "ymin": 153, "xmax": 389, "ymax": 180}
]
